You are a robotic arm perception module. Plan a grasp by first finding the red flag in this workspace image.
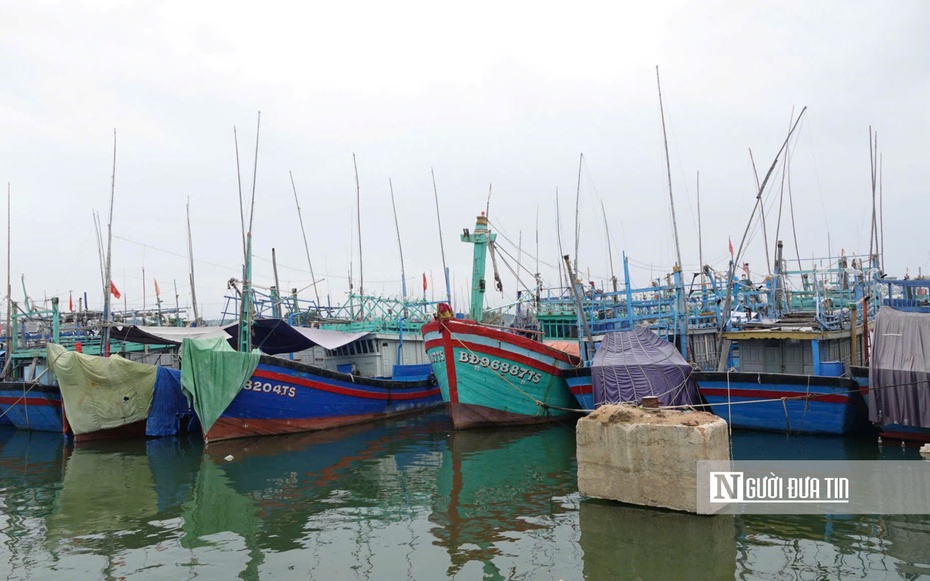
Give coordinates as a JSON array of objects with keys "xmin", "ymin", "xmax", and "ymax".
[
  {"xmin": 110, "ymin": 280, "xmax": 121, "ymax": 299},
  {"xmin": 68, "ymin": 293, "xmax": 73, "ymax": 312},
  {"xmin": 728, "ymin": 237, "xmax": 734, "ymax": 259},
  {"xmin": 423, "ymin": 273, "xmax": 428, "ymax": 292},
  {"xmin": 154, "ymin": 278, "xmax": 161, "ymax": 297}
]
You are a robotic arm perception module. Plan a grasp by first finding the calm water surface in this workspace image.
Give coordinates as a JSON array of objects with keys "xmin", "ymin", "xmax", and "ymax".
[{"xmin": 0, "ymin": 412, "xmax": 927, "ymax": 580}]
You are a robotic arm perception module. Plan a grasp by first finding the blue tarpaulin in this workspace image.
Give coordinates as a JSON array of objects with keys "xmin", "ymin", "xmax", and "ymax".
[{"xmin": 146, "ymin": 367, "xmax": 192, "ymax": 437}]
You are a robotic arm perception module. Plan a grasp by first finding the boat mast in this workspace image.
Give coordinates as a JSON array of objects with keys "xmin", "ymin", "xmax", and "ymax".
[
  {"xmin": 462, "ymin": 212, "xmax": 496, "ymax": 321},
  {"xmin": 102, "ymin": 129, "xmax": 117, "ymax": 357},
  {"xmin": 573, "ymin": 152, "xmax": 583, "ymax": 276},
  {"xmin": 389, "ymin": 178, "xmax": 407, "ymax": 313},
  {"xmin": 353, "ymin": 153, "xmax": 364, "ymax": 320},
  {"xmin": 656, "ymin": 66, "xmax": 688, "ymax": 359},
  {"xmin": 4, "ymin": 183, "xmax": 11, "ymax": 376},
  {"xmin": 186, "ymin": 197, "xmax": 200, "ymax": 325},
  {"xmin": 238, "ymin": 112, "xmax": 261, "ymax": 353},
  {"xmin": 431, "ymin": 168, "xmax": 452, "ymax": 306},
  {"xmin": 601, "ymin": 200, "xmax": 618, "ymax": 293},
  {"xmin": 289, "ymin": 171, "xmax": 322, "ymax": 310},
  {"xmin": 716, "ymin": 107, "xmax": 807, "ymax": 368},
  {"xmin": 697, "ymin": 172, "xmax": 705, "ymax": 298}
]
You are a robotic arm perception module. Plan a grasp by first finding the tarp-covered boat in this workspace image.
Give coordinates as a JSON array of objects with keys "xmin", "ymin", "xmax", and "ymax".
[{"xmin": 869, "ymin": 306, "xmax": 930, "ymax": 442}]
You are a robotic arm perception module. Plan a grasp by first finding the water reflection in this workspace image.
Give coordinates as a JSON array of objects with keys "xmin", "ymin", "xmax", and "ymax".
[
  {"xmin": 0, "ymin": 416, "xmax": 929, "ymax": 580},
  {"xmin": 430, "ymin": 425, "xmax": 578, "ymax": 580},
  {"xmin": 579, "ymin": 500, "xmax": 735, "ymax": 579}
]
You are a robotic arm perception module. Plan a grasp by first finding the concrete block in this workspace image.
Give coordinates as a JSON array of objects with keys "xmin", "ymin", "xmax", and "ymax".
[{"xmin": 576, "ymin": 404, "xmax": 730, "ymax": 514}]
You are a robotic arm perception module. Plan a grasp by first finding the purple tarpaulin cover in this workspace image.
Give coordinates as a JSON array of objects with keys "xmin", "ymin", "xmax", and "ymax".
[
  {"xmin": 869, "ymin": 306, "xmax": 930, "ymax": 428},
  {"xmin": 591, "ymin": 327, "xmax": 701, "ymax": 407}
]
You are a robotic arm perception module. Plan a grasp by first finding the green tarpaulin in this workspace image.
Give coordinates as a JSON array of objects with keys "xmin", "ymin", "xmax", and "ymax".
[
  {"xmin": 180, "ymin": 337, "xmax": 260, "ymax": 435},
  {"xmin": 47, "ymin": 343, "xmax": 157, "ymax": 435}
]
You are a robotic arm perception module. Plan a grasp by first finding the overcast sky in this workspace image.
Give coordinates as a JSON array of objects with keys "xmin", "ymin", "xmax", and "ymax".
[{"xmin": 1, "ymin": 1, "xmax": 927, "ymax": 320}]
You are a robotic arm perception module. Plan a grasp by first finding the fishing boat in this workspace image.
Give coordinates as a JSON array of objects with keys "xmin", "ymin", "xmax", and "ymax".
[
  {"xmin": 695, "ymin": 309, "xmax": 871, "ymax": 435},
  {"xmin": 180, "ymin": 322, "xmax": 443, "ymax": 443},
  {"xmin": 422, "ymin": 213, "xmax": 580, "ymax": 429},
  {"xmin": 0, "ymin": 297, "xmax": 184, "ymax": 434},
  {"xmin": 179, "ymin": 137, "xmax": 442, "ymax": 443}
]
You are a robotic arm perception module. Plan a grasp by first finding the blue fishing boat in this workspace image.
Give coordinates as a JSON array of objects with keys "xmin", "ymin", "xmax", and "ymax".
[{"xmin": 182, "ymin": 313, "xmax": 442, "ymax": 442}]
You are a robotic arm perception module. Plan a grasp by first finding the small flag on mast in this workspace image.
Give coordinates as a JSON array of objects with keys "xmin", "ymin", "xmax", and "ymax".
[
  {"xmin": 728, "ymin": 237, "xmax": 734, "ymax": 259},
  {"xmin": 110, "ymin": 280, "xmax": 121, "ymax": 299},
  {"xmin": 154, "ymin": 278, "xmax": 161, "ymax": 297}
]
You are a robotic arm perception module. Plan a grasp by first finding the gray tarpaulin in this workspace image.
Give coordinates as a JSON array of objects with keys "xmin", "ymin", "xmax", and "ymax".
[
  {"xmin": 592, "ymin": 327, "xmax": 701, "ymax": 407},
  {"xmin": 869, "ymin": 306, "xmax": 930, "ymax": 427}
]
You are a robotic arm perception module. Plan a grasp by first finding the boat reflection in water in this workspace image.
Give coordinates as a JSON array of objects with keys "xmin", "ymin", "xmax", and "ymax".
[
  {"xmin": 2, "ymin": 412, "xmax": 930, "ymax": 579},
  {"xmin": 579, "ymin": 500, "xmax": 736, "ymax": 579},
  {"xmin": 34, "ymin": 411, "xmax": 450, "ymax": 579},
  {"xmin": 430, "ymin": 424, "xmax": 579, "ymax": 580}
]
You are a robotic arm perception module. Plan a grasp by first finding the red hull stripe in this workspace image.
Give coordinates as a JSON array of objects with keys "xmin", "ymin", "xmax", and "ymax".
[
  {"xmin": 701, "ymin": 387, "xmax": 850, "ymax": 404},
  {"xmin": 449, "ymin": 341, "xmax": 563, "ymax": 377},
  {"xmin": 0, "ymin": 396, "xmax": 62, "ymax": 408},
  {"xmin": 423, "ymin": 320, "xmax": 579, "ymax": 365},
  {"xmin": 252, "ymin": 369, "xmax": 440, "ymax": 401},
  {"xmin": 442, "ymin": 326, "xmax": 459, "ymax": 404},
  {"xmin": 570, "ymin": 385, "xmax": 592, "ymax": 395}
]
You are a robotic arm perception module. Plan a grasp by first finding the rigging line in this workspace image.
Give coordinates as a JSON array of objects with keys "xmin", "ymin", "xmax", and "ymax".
[
  {"xmin": 486, "ymin": 218, "xmax": 559, "ymax": 269},
  {"xmin": 494, "ymin": 242, "xmax": 551, "ymax": 287}
]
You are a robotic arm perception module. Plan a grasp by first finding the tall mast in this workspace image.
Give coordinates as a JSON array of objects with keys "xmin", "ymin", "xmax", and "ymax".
[
  {"xmin": 573, "ymin": 152, "xmax": 583, "ymax": 275},
  {"xmin": 5, "ymin": 183, "xmax": 11, "ymax": 372},
  {"xmin": 431, "ymin": 168, "xmax": 452, "ymax": 305},
  {"xmin": 186, "ymin": 197, "xmax": 200, "ymax": 325},
  {"xmin": 601, "ymin": 200, "xmax": 618, "ymax": 293},
  {"xmin": 716, "ymin": 107, "xmax": 807, "ymax": 367},
  {"xmin": 748, "ymin": 148, "xmax": 773, "ymax": 276},
  {"xmin": 697, "ymin": 171, "xmax": 705, "ymax": 294},
  {"xmin": 238, "ymin": 112, "xmax": 261, "ymax": 353},
  {"xmin": 389, "ymin": 178, "xmax": 407, "ymax": 310},
  {"xmin": 289, "ymin": 171, "xmax": 322, "ymax": 309},
  {"xmin": 353, "ymin": 153, "xmax": 364, "ymax": 319},
  {"xmin": 234, "ymin": 127, "xmax": 246, "ymax": 263},
  {"xmin": 102, "ymin": 129, "xmax": 117, "ymax": 356},
  {"xmin": 462, "ymin": 212, "xmax": 496, "ymax": 321},
  {"xmin": 656, "ymin": 66, "xmax": 688, "ymax": 358}
]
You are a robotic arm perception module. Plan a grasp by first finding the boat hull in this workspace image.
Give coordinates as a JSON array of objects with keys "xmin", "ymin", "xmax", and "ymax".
[
  {"xmin": 696, "ymin": 371, "xmax": 869, "ymax": 435},
  {"xmin": 422, "ymin": 319, "xmax": 580, "ymax": 429},
  {"xmin": 205, "ymin": 356, "xmax": 443, "ymax": 443},
  {"xmin": 564, "ymin": 368, "xmax": 593, "ymax": 410},
  {"xmin": 0, "ymin": 383, "xmax": 63, "ymax": 433}
]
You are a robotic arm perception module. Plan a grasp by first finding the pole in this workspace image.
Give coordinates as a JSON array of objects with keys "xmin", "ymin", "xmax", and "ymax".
[
  {"xmin": 431, "ymin": 169, "xmax": 452, "ymax": 305},
  {"xmin": 187, "ymin": 197, "xmax": 200, "ymax": 325},
  {"xmin": 102, "ymin": 129, "xmax": 117, "ymax": 357},
  {"xmin": 389, "ymin": 179, "xmax": 407, "ymax": 312},
  {"xmin": 656, "ymin": 66, "xmax": 689, "ymax": 359},
  {"xmin": 289, "ymin": 171, "xmax": 322, "ymax": 310}
]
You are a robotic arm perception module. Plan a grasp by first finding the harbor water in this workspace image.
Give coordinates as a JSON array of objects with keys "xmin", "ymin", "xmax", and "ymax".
[{"xmin": 1, "ymin": 410, "xmax": 928, "ymax": 580}]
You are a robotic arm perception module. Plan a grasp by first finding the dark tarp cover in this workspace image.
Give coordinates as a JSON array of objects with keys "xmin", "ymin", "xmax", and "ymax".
[
  {"xmin": 222, "ymin": 319, "xmax": 371, "ymax": 355},
  {"xmin": 592, "ymin": 327, "xmax": 700, "ymax": 407},
  {"xmin": 868, "ymin": 306, "xmax": 930, "ymax": 428}
]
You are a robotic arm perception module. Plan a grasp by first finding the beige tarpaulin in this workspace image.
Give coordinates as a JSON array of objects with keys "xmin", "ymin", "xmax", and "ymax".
[{"xmin": 47, "ymin": 343, "xmax": 158, "ymax": 435}]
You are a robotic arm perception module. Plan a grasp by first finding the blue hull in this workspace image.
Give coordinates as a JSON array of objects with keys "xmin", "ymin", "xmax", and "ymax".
[
  {"xmin": 0, "ymin": 383, "xmax": 63, "ymax": 433},
  {"xmin": 205, "ymin": 356, "xmax": 444, "ymax": 442},
  {"xmin": 564, "ymin": 368, "xmax": 593, "ymax": 410},
  {"xmin": 696, "ymin": 372, "xmax": 869, "ymax": 435}
]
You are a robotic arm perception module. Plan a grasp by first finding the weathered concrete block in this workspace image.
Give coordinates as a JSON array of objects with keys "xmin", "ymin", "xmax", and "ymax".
[{"xmin": 576, "ymin": 404, "xmax": 730, "ymax": 514}]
